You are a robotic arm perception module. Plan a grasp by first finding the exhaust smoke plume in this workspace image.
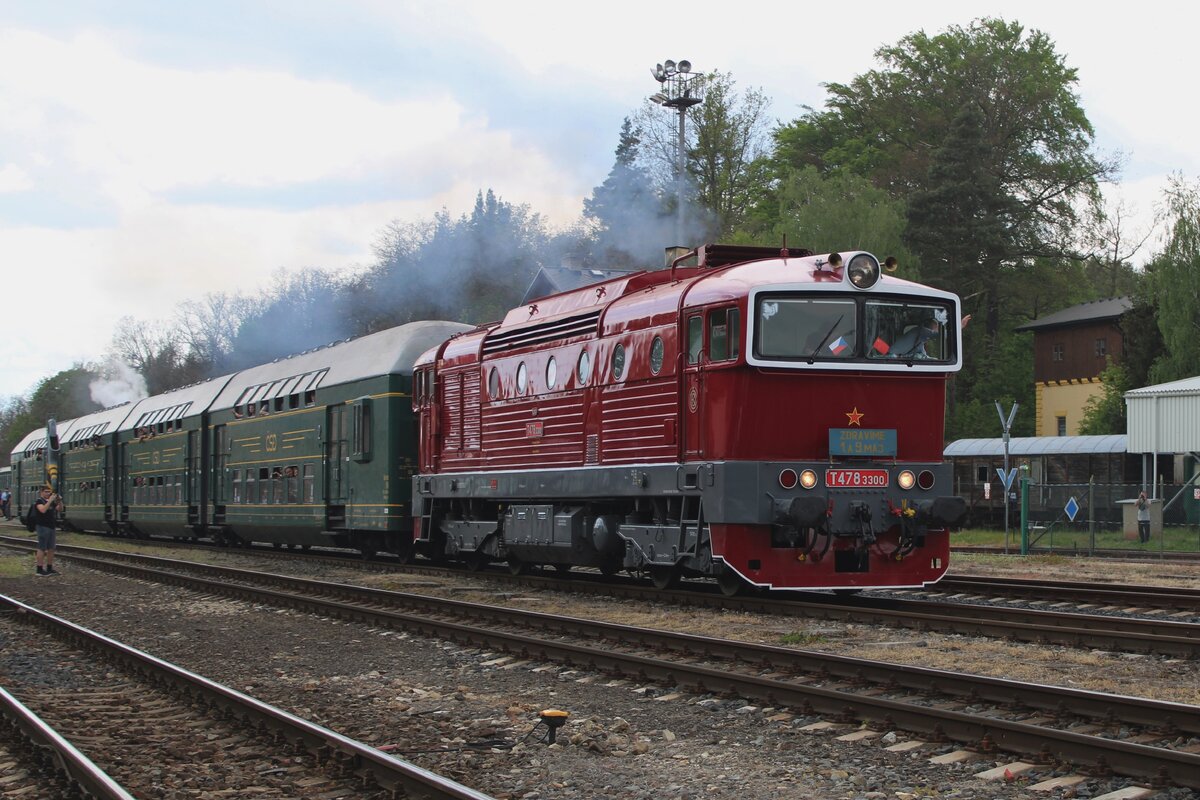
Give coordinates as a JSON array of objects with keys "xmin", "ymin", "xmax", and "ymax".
[{"xmin": 90, "ymin": 359, "xmax": 149, "ymax": 407}]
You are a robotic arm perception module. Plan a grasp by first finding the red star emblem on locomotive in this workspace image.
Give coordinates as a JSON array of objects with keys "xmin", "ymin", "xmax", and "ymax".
[{"xmin": 846, "ymin": 407, "xmax": 864, "ymax": 426}]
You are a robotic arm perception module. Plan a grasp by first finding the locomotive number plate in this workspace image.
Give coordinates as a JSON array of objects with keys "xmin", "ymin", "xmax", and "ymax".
[{"xmin": 825, "ymin": 469, "xmax": 889, "ymax": 488}]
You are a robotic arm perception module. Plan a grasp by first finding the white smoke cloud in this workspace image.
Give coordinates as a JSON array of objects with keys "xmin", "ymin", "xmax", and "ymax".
[{"xmin": 90, "ymin": 359, "xmax": 149, "ymax": 407}]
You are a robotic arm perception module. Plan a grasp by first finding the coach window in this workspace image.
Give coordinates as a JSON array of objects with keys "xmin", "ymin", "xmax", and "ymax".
[
  {"xmin": 488, "ymin": 367, "xmax": 500, "ymax": 399},
  {"xmin": 516, "ymin": 362, "xmax": 528, "ymax": 394},
  {"xmin": 687, "ymin": 315, "xmax": 703, "ymax": 364},
  {"xmin": 272, "ymin": 467, "xmax": 284, "ymax": 504},
  {"xmin": 303, "ymin": 464, "xmax": 315, "ymax": 503},
  {"xmin": 304, "ymin": 389, "xmax": 316, "ymax": 407},
  {"xmin": 710, "ymin": 308, "xmax": 740, "ymax": 361},
  {"xmin": 351, "ymin": 398, "xmax": 373, "ymax": 462},
  {"xmin": 232, "ymin": 470, "xmax": 242, "ymax": 504},
  {"xmin": 611, "ymin": 343, "xmax": 626, "ymax": 380},
  {"xmin": 247, "ymin": 402, "xmax": 256, "ymax": 417},
  {"xmin": 259, "ymin": 467, "xmax": 270, "ymax": 503},
  {"xmin": 286, "ymin": 466, "xmax": 299, "ymax": 503},
  {"xmin": 650, "ymin": 336, "xmax": 665, "ymax": 375},
  {"xmin": 577, "ymin": 349, "xmax": 592, "ymax": 384},
  {"xmin": 245, "ymin": 471, "xmax": 255, "ymax": 504},
  {"xmin": 546, "ymin": 356, "xmax": 557, "ymax": 390}
]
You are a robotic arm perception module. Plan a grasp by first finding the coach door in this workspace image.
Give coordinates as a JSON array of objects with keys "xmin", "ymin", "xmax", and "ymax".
[
  {"xmin": 187, "ymin": 428, "xmax": 201, "ymax": 525},
  {"xmin": 326, "ymin": 404, "xmax": 348, "ymax": 504},
  {"xmin": 683, "ymin": 314, "xmax": 705, "ymax": 459}
]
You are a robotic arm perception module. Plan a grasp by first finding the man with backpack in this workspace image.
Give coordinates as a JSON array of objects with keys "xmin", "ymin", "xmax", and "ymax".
[{"xmin": 29, "ymin": 485, "xmax": 62, "ymax": 576}]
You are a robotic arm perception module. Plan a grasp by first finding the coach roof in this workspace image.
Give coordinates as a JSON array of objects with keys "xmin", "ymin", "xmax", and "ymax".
[{"xmin": 210, "ymin": 320, "xmax": 472, "ymax": 411}]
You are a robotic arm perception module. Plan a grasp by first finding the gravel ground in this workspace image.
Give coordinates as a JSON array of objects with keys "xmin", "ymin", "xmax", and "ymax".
[{"xmin": 2, "ymin": 537, "xmax": 1197, "ymax": 799}]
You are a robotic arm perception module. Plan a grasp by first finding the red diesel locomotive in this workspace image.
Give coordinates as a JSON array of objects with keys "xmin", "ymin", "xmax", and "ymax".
[{"xmin": 412, "ymin": 244, "xmax": 966, "ymax": 593}]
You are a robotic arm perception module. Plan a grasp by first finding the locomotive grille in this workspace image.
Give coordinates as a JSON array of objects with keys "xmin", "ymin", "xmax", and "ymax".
[{"xmin": 482, "ymin": 310, "xmax": 602, "ymax": 354}]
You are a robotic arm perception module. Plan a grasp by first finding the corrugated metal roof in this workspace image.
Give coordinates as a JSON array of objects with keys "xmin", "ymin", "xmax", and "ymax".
[
  {"xmin": 1125, "ymin": 375, "xmax": 1200, "ymax": 396},
  {"xmin": 944, "ymin": 434, "xmax": 1127, "ymax": 458},
  {"xmin": 1014, "ymin": 297, "xmax": 1131, "ymax": 331}
]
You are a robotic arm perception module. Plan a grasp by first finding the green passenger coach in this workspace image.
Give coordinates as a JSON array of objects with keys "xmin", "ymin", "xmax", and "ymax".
[
  {"xmin": 8, "ymin": 321, "xmax": 470, "ymax": 555},
  {"xmin": 205, "ymin": 321, "xmax": 471, "ymax": 554}
]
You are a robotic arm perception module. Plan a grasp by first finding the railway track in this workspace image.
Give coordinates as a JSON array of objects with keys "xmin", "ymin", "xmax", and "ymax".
[
  {"xmin": 13, "ymin": 544, "xmax": 1200, "ymax": 790},
  {"xmin": 4, "ymin": 534, "xmax": 1199, "ymax": 657},
  {"xmin": 953, "ymin": 545, "xmax": 1200, "ymax": 562},
  {"xmin": 929, "ymin": 574, "xmax": 1200, "ymax": 614},
  {"xmin": 0, "ymin": 593, "xmax": 494, "ymax": 800}
]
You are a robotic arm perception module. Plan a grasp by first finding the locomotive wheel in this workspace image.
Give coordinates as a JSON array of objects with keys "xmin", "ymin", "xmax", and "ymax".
[
  {"xmin": 599, "ymin": 562, "xmax": 621, "ymax": 577},
  {"xmin": 553, "ymin": 563, "xmax": 571, "ymax": 576},
  {"xmin": 465, "ymin": 552, "xmax": 489, "ymax": 572},
  {"xmin": 715, "ymin": 568, "xmax": 748, "ymax": 597},
  {"xmin": 360, "ymin": 548, "xmax": 377, "ymax": 561},
  {"xmin": 508, "ymin": 558, "xmax": 530, "ymax": 576},
  {"xmin": 649, "ymin": 565, "xmax": 679, "ymax": 590}
]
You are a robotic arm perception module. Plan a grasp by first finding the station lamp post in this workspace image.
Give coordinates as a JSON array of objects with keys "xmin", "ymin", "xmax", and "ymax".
[{"xmin": 651, "ymin": 59, "xmax": 703, "ymax": 248}]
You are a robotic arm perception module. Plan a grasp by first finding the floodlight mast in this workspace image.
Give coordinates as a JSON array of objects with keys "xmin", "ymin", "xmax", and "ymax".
[{"xmin": 650, "ymin": 59, "xmax": 702, "ymax": 249}]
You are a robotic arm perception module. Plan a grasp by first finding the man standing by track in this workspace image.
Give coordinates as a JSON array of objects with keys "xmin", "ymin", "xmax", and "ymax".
[{"xmin": 31, "ymin": 485, "xmax": 62, "ymax": 576}]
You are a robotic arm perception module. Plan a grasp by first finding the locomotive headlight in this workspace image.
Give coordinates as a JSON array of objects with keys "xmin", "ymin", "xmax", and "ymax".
[
  {"xmin": 918, "ymin": 470, "xmax": 936, "ymax": 490},
  {"xmin": 799, "ymin": 469, "xmax": 818, "ymax": 489},
  {"xmin": 897, "ymin": 470, "xmax": 916, "ymax": 490},
  {"xmin": 847, "ymin": 254, "xmax": 881, "ymax": 289},
  {"xmin": 778, "ymin": 469, "xmax": 798, "ymax": 489}
]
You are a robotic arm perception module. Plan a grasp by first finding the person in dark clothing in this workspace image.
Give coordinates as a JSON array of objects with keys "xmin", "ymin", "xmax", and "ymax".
[
  {"xmin": 31, "ymin": 486, "xmax": 63, "ymax": 576},
  {"xmin": 0, "ymin": 487, "xmax": 10, "ymax": 520},
  {"xmin": 1136, "ymin": 491, "xmax": 1151, "ymax": 543}
]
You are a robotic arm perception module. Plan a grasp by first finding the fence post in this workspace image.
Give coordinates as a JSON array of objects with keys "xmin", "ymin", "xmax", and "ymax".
[
  {"xmin": 1088, "ymin": 475, "xmax": 1095, "ymax": 555},
  {"xmin": 1020, "ymin": 470, "xmax": 1030, "ymax": 556}
]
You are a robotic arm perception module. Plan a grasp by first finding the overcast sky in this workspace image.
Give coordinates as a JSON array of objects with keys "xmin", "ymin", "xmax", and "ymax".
[{"xmin": 2, "ymin": 1, "xmax": 1194, "ymax": 402}]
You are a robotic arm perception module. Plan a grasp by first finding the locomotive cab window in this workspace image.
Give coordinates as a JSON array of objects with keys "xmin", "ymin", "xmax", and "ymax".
[
  {"xmin": 687, "ymin": 316, "xmax": 702, "ymax": 364},
  {"xmin": 864, "ymin": 299, "xmax": 956, "ymax": 363},
  {"xmin": 709, "ymin": 308, "xmax": 740, "ymax": 362},
  {"xmin": 756, "ymin": 297, "xmax": 856, "ymax": 360}
]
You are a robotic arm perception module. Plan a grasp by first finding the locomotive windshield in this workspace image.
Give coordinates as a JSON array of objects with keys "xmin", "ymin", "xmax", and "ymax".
[{"xmin": 754, "ymin": 294, "xmax": 957, "ymax": 364}]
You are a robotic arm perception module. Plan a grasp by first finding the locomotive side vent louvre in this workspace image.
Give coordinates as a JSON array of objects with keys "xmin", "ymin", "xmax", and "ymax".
[{"xmin": 482, "ymin": 310, "xmax": 602, "ymax": 354}]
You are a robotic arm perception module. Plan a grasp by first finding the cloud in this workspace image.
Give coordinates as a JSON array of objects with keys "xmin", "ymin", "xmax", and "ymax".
[{"xmin": 0, "ymin": 163, "xmax": 32, "ymax": 192}]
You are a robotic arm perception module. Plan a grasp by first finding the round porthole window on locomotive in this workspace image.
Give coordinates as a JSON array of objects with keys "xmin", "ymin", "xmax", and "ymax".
[
  {"xmin": 612, "ymin": 343, "xmax": 626, "ymax": 380},
  {"xmin": 488, "ymin": 367, "xmax": 499, "ymax": 399},
  {"xmin": 577, "ymin": 349, "xmax": 592, "ymax": 384},
  {"xmin": 650, "ymin": 336, "xmax": 664, "ymax": 375},
  {"xmin": 546, "ymin": 356, "xmax": 557, "ymax": 390},
  {"xmin": 516, "ymin": 362, "xmax": 528, "ymax": 394}
]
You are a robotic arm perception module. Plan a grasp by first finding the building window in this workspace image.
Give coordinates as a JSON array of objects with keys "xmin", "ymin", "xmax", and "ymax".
[
  {"xmin": 1056, "ymin": 416, "xmax": 1067, "ymax": 436},
  {"xmin": 1095, "ymin": 338, "xmax": 1107, "ymax": 357},
  {"xmin": 1052, "ymin": 343, "xmax": 1064, "ymax": 361}
]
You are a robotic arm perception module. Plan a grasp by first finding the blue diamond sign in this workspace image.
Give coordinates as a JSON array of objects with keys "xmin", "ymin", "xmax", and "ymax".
[{"xmin": 1065, "ymin": 496, "xmax": 1080, "ymax": 522}]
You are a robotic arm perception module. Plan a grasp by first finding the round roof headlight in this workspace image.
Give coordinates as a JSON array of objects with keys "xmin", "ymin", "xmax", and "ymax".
[{"xmin": 847, "ymin": 254, "xmax": 881, "ymax": 290}]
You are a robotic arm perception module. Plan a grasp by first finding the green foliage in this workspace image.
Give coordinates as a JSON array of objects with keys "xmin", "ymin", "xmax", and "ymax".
[
  {"xmin": 749, "ymin": 166, "xmax": 913, "ymax": 270},
  {"xmin": 1078, "ymin": 361, "xmax": 1129, "ymax": 435},
  {"xmin": 946, "ymin": 328, "xmax": 1035, "ymax": 439},
  {"xmin": 1146, "ymin": 176, "xmax": 1200, "ymax": 383},
  {"xmin": 0, "ymin": 367, "xmax": 103, "ymax": 467},
  {"xmin": 687, "ymin": 71, "xmax": 773, "ymax": 236}
]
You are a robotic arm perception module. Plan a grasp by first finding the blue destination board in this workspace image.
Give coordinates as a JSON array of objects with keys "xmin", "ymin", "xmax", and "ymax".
[{"xmin": 830, "ymin": 428, "xmax": 898, "ymax": 456}]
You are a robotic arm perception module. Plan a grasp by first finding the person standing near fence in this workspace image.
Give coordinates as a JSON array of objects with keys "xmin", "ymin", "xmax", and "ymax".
[{"xmin": 1136, "ymin": 491, "xmax": 1151, "ymax": 543}]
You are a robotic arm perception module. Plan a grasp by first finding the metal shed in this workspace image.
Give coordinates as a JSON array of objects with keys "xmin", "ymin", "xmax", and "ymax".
[{"xmin": 1125, "ymin": 375, "xmax": 1200, "ymax": 513}]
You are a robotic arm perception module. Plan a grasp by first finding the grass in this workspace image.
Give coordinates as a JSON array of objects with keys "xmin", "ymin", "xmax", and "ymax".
[
  {"xmin": 0, "ymin": 552, "xmax": 31, "ymax": 578},
  {"xmin": 953, "ymin": 525, "xmax": 1200, "ymax": 553}
]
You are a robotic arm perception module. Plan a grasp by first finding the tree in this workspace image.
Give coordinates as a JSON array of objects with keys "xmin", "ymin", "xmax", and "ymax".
[
  {"xmin": 107, "ymin": 316, "xmax": 207, "ymax": 395},
  {"xmin": 226, "ymin": 268, "xmax": 354, "ymax": 371},
  {"xmin": 634, "ymin": 70, "xmax": 773, "ymax": 240},
  {"xmin": 582, "ymin": 118, "xmax": 671, "ymax": 267},
  {"xmin": 686, "ymin": 71, "xmax": 772, "ymax": 236},
  {"xmin": 362, "ymin": 190, "xmax": 553, "ymax": 331},
  {"xmin": 1078, "ymin": 361, "xmax": 1129, "ymax": 435},
  {"xmin": 176, "ymin": 292, "xmax": 253, "ymax": 375},
  {"xmin": 774, "ymin": 18, "xmax": 1116, "ymax": 336},
  {"xmin": 1146, "ymin": 175, "xmax": 1200, "ymax": 383},
  {"xmin": 747, "ymin": 166, "xmax": 911, "ymax": 266}
]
